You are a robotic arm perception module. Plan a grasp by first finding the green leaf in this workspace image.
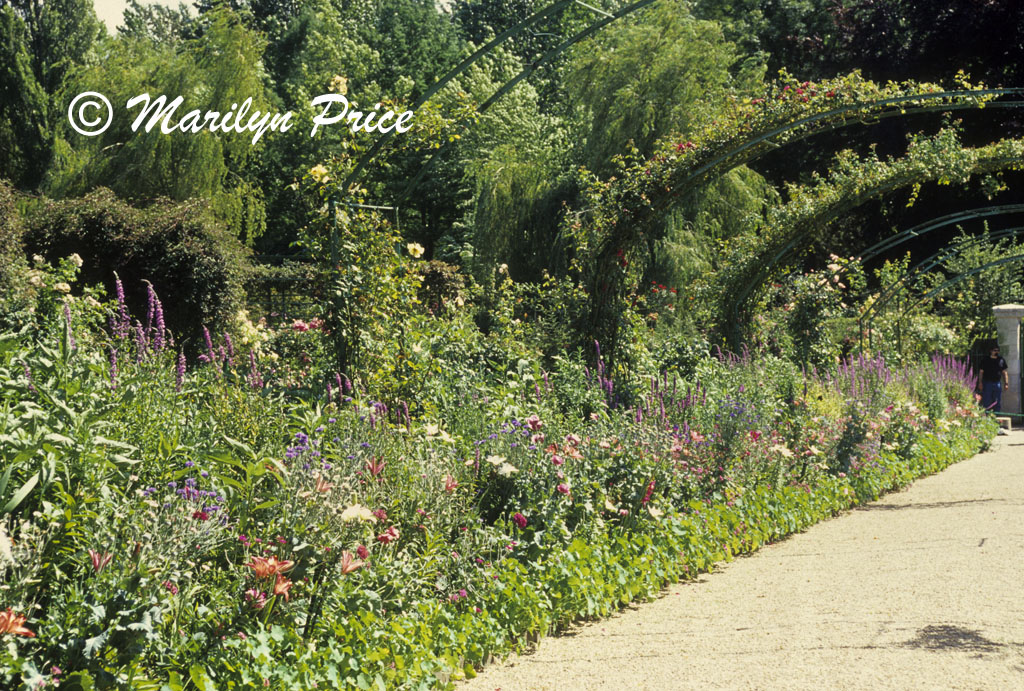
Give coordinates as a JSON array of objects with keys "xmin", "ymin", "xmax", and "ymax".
[
  {"xmin": 2, "ymin": 473, "xmax": 39, "ymax": 514},
  {"xmin": 189, "ymin": 665, "xmax": 214, "ymax": 691}
]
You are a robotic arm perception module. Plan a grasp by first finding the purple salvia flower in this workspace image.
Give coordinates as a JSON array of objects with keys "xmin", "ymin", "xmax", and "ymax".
[{"xmin": 176, "ymin": 352, "xmax": 186, "ymax": 391}]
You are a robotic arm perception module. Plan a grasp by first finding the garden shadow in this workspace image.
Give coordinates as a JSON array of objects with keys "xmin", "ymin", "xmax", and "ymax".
[
  {"xmin": 858, "ymin": 498, "xmax": 995, "ymax": 512},
  {"xmin": 902, "ymin": 624, "xmax": 1003, "ymax": 653}
]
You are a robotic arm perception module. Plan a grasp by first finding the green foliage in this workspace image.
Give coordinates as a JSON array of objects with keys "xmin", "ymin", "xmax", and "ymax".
[
  {"xmin": 0, "ymin": 7, "xmax": 52, "ymax": 188},
  {"xmin": 921, "ymin": 228, "xmax": 1024, "ymax": 352},
  {"xmin": 22, "ymin": 187, "xmax": 252, "ymax": 343},
  {"xmin": 568, "ymin": 0, "xmax": 762, "ymax": 176},
  {"xmin": 49, "ymin": 6, "xmax": 270, "ymax": 245},
  {"xmin": 0, "ymin": 180, "xmax": 30, "ymax": 322}
]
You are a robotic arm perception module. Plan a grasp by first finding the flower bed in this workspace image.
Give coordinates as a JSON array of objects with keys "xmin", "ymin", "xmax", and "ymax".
[{"xmin": 0, "ymin": 271, "xmax": 994, "ymax": 689}]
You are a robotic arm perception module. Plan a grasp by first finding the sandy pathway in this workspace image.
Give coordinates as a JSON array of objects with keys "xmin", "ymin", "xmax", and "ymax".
[{"xmin": 462, "ymin": 431, "xmax": 1024, "ymax": 690}]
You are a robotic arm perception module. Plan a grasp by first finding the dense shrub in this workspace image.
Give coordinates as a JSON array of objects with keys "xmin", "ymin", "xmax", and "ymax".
[
  {"xmin": 22, "ymin": 188, "xmax": 252, "ymax": 345},
  {"xmin": 0, "ymin": 180, "xmax": 30, "ymax": 323},
  {"xmin": 418, "ymin": 259, "xmax": 466, "ymax": 313}
]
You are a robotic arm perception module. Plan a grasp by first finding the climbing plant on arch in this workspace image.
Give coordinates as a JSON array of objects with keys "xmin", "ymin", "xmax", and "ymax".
[
  {"xmin": 567, "ymin": 71, "xmax": 1024, "ymax": 363},
  {"xmin": 720, "ymin": 127, "xmax": 1024, "ymax": 348}
]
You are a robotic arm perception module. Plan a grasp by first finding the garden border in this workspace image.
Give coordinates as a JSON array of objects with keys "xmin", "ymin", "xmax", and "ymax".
[{"xmin": 202, "ymin": 422, "xmax": 994, "ymax": 690}]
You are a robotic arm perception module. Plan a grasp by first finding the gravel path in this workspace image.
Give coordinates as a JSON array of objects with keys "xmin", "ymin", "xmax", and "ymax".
[{"xmin": 463, "ymin": 431, "xmax": 1024, "ymax": 690}]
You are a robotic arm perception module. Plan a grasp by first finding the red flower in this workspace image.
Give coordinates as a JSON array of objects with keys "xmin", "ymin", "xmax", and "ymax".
[
  {"xmin": 89, "ymin": 549, "xmax": 112, "ymax": 573},
  {"xmin": 245, "ymin": 556, "xmax": 294, "ymax": 579},
  {"xmin": 641, "ymin": 479, "xmax": 655, "ymax": 505},
  {"xmin": 339, "ymin": 551, "xmax": 364, "ymax": 575},
  {"xmin": 273, "ymin": 573, "xmax": 293, "ymax": 601},
  {"xmin": 444, "ymin": 475, "xmax": 458, "ymax": 493},
  {"xmin": 556, "ymin": 483, "xmax": 570, "ymax": 496},
  {"xmin": 192, "ymin": 510, "xmax": 209, "ymax": 521},
  {"xmin": 376, "ymin": 526, "xmax": 400, "ymax": 545},
  {"xmin": 0, "ymin": 609, "xmax": 34, "ymax": 638},
  {"xmin": 356, "ymin": 544, "xmax": 369, "ymax": 560},
  {"xmin": 512, "ymin": 512, "xmax": 528, "ymax": 529},
  {"xmin": 365, "ymin": 457, "xmax": 386, "ymax": 478}
]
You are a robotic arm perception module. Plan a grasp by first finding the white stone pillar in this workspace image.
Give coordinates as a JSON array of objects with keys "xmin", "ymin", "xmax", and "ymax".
[{"xmin": 992, "ymin": 304, "xmax": 1024, "ymax": 414}]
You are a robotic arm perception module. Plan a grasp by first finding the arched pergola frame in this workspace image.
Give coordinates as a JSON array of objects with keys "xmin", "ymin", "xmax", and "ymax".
[
  {"xmin": 859, "ymin": 226, "xmax": 1024, "ymax": 350},
  {"xmin": 719, "ymin": 137, "xmax": 1024, "ymax": 348}
]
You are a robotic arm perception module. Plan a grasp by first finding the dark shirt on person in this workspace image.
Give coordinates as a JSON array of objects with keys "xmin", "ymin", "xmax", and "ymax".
[{"xmin": 980, "ymin": 356, "xmax": 1007, "ymax": 382}]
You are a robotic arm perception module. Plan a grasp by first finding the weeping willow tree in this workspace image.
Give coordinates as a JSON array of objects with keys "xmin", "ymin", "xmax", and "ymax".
[
  {"xmin": 459, "ymin": 0, "xmax": 773, "ymax": 293},
  {"xmin": 47, "ymin": 6, "xmax": 271, "ymax": 245}
]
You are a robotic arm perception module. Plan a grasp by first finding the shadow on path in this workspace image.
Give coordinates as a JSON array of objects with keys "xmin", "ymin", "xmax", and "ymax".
[
  {"xmin": 858, "ymin": 498, "xmax": 997, "ymax": 512},
  {"xmin": 902, "ymin": 625, "xmax": 1003, "ymax": 653}
]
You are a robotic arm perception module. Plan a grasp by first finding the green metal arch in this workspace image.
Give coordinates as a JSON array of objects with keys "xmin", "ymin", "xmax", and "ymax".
[
  {"xmin": 865, "ymin": 225, "xmax": 1024, "ymax": 321},
  {"xmin": 841, "ymin": 204, "xmax": 1024, "ymax": 274},
  {"xmin": 899, "ymin": 253, "xmax": 1024, "ymax": 318},
  {"xmin": 728, "ymin": 150, "xmax": 1024, "ymax": 337},
  {"xmin": 672, "ymin": 93, "xmax": 1024, "ymax": 197}
]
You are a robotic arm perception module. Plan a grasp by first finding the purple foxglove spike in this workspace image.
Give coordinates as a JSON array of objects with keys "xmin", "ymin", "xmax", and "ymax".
[
  {"xmin": 145, "ymin": 284, "xmax": 156, "ymax": 335},
  {"xmin": 134, "ymin": 321, "xmax": 147, "ymax": 362},
  {"xmin": 224, "ymin": 332, "xmax": 235, "ymax": 365},
  {"xmin": 176, "ymin": 352, "xmax": 186, "ymax": 391},
  {"xmin": 23, "ymin": 362, "xmax": 35, "ymax": 393},
  {"xmin": 113, "ymin": 273, "xmax": 130, "ymax": 338},
  {"xmin": 203, "ymin": 326, "xmax": 214, "ymax": 364},
  {"xmin": 147, "ymin": 286, "xmax": 166, "ymax": 352}
]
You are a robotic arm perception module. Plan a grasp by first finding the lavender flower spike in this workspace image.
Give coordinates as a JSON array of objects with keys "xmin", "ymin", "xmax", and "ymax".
[{"xmin": 176, "ymin": 352, "xmax": 186, "ymax": 391}]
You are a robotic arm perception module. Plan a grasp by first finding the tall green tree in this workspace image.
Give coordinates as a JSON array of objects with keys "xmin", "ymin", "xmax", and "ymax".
[
  {"xmin": 0, "ymin": 0, "xmax": 103, "ymax": 188},
  {"xmin": 49, "ymin": 7, "xmax": 271, "ymax": 245}
]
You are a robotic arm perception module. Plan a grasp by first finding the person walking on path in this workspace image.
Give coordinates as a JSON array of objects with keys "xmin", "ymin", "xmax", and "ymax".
[{"xmin": 979, "ymin": 344, "xmax": 1009, "ymax": 412}]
